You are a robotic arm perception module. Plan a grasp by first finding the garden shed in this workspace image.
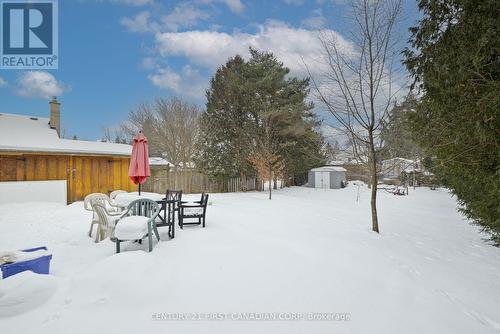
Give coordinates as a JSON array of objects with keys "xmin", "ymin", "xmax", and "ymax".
[{"xmin": 308, "ymin": 166, "xmax": 347, "ymax": 189}]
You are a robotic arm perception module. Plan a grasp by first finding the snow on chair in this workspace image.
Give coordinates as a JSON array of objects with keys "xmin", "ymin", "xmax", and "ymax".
[
  {"xmin": 110, "ymin": 190, "xmax": 127, "ymax": 203},
  {"xmin": 179, "ymin": 193, "xmax": 209, "ymax": 229},
  {"xmin": 84, "ymin": 193, "xmax": 123, "ymax": 242},
  {"xmin": 114, "ymin": 199, "xmax": 161, "ymax": 253}
]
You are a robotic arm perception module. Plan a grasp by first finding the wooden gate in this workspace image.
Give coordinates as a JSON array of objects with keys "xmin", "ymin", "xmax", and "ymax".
[{"xmin": 0, "ymin": 154, "xmax": 133, "ymax": 203}]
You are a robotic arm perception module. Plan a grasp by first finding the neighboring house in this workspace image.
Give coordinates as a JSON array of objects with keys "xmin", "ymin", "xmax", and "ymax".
[
  {"xmin": 0, "ymin": 98, "xmax": 134, "ymax": 203},
  {"xmin": 149, "ymin": 157, "xmax": 172, "ymax": 167},
  {"xmin": 381, "ymin": 157, "xmax": 421, "ymax": 180},
  {"xmin": 308, "ymin": 166, "xmax": 347, "ymax": 189}
]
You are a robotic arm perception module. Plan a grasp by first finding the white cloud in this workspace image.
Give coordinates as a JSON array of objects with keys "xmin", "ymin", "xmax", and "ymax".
[
  {"xmin": 222, "ymin": 0, "xmax": 244, "ymax": 13},
  {"xmin": 144, "ymin": 20, "xmax": 356, "ymax": 101},
  {"xmin": 109, "ymin": 0, "xmax": 153, "ymax": 6},
  {"xmin": 120, "ymin": 11, "xmax": 154, "ymax": 33},
  {"xmin": 302, "ymin": 8, "xmax": 327, "ymax": 29},
  {"xmin": 121, "ymin": 4, "xmax": 209, "ymax": 33},
  {"xmin": 148, "ymin": 65, "xmax": 207, "ymax": 99},
  {"xmin": 16, "ymin": 71, "xmax": 66, "ymax": 99},
  {"xmin": 162, "ymin": 4, "xmax": 209, "ymax": 32},
  {"xmin": 153, "ymin": 20, "xmax": 353, "ymax": 76},
  {"xmin": 141, "ymin": 57, "xmax": 157, "ymax": 69},
  {"xmin": 196, "ymin": 0, "xmax": 244, "ymax": 13},
  {"xmin": 0, "ymin": 77, "xmax": 7, "ymax": 87},
  {"xmin": 149, "ymin": 67, "xmax": 180, "ymax": 91}
]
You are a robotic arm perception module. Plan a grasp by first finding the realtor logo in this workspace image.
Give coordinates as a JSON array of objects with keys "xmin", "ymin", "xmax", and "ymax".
[{"xmin": 1, "ymin": 0, "xmax": 58, "ymax": 69}]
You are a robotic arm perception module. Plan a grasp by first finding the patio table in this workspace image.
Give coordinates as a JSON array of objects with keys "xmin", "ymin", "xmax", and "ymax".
[
  {"xmin": 114, "ymin": 192, "xmax": 177, "ymax": 239},
  {"xmin": 113, "ymin": 192, "xmax": 164, "ymax": 207}
]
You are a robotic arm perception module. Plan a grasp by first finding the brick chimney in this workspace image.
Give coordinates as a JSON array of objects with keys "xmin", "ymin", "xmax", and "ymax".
[{"xmin": 49, "ymin": 96, "xmax": 61, "ymax": 137}]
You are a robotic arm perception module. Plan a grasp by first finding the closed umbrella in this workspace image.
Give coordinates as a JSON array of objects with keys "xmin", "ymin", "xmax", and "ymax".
[{"xmin": 128, "ymin": 131, "xmax": 150, "ymax": 195}]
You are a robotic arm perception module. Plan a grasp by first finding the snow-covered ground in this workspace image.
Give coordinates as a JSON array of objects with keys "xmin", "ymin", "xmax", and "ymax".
[{"xmin": 1, "ymin": 185, "xmax": 500, "ymax": 333}]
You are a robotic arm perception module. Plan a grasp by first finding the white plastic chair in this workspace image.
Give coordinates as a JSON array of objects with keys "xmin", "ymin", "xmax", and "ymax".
[
  {"xmin": 84, "ymin": 193, "xmax": 123, "ymax": 242},
  {"xmin": 110, "ymin": 190, "xmax": 127, "ymax": 204},
  {"xmin": 91, "ymin": 201, "xmax": 122, "ymax": 243}
]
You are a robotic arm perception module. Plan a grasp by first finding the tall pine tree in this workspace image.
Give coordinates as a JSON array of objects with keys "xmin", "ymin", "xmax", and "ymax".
[
  {"xmin": 196, "ymin": 49, "xmax": 325, "ymax": 192},
  {"xmin": 195, "ymin": 55, "xmax": 257, "ymax": 186}
]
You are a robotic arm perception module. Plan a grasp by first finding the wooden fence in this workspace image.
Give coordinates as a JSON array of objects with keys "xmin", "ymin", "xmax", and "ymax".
[
  {"xmin": 142, "ymin": 168, "xmax": 223, "ymax": 194},
  {"xmin": 226, "ymin": 176, "xmax": 258, "ymax": 192},
  {"xmin": 142, "ymin": 166, "xmax": 298, "ymax": 194}
]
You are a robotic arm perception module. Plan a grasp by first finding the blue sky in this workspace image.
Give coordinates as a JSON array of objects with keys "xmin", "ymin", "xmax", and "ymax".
[{"xmin": 0, "ymin": 0, "xmax": 420, "ymax": 140}]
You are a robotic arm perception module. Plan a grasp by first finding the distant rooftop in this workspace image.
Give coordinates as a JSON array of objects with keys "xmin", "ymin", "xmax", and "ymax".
[
  {"xmin": 311, "ymin": 166, "xmax": 347, "ymax": 172},
  {"xmin": 0, "ymin": 113, "xmax": 132, "ymax": 156},
  {"xmin": 149, "ymin": 157, "xmax": 171, "ymax": 166}
]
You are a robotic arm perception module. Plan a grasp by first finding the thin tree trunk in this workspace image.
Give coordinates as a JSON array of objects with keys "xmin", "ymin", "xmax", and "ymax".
[
  {"xmin": 269, "ymin": 166, "xmax": 272, "ymax": 200},
  {"xmin": 240, "ymin": 171, "xmax": 247, "ymax": 192},
  {"xmin": 174, "ymin": 166, "xmax": 178, "ymax": 189},
  {"xmin": 413, "ymin": 158, "xmax": 416, "ymax": 189},
  {"xmin": 369, "ymin": 132, "xmax": 379, "ymax": 233}
]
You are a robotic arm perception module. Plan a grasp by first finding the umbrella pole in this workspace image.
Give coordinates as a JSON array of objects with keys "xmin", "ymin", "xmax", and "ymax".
[{"xmin": 139, "ymin": 183, "xmax": 141, "ymax": 195}]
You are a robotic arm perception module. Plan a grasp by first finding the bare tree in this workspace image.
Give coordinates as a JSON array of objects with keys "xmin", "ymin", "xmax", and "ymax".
[
  {"xmin": 153, "ymin": 98, "xmax": 200, "ymax": 189},
  {"xmin": 311, "ymin": 0, "xmax": 403, "ymax": 233},
  {"xmin": 120, "ymin": 103, "xmax": 157, "ymax": 149},
  {"xmin": 114, "ymin": 98, "xmax": 200, "ymax": 189},
  {"xmin": 101, "ymin": 126, "xmax": 129, "ymax": 143},
  {"xmin": 101, "ymin": 127, "xmax": 113, "ymax": 143}
]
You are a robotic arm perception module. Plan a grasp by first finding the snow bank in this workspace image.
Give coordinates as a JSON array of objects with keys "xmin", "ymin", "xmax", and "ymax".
[
  {"xmin": 0, "ymin": 187, "xmax": 499, "ymax": 333},
  {"xmin": 0, "ymin": 271, "xmax": 58, "ymax": 317},
  {"xmin": 0, "ymin": 180, "xmax": 67, "ymax": 205}
]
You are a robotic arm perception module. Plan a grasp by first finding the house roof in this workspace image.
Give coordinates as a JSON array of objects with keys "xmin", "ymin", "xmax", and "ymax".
[
  {"xmin": 0, "ymin": 113, "xmax": 132, "ymax": 156},
  {"xmin": 310, "ymin": 166, "xmax": 347, "ymax": 172},
  {"xmin": 149, "ymin": 157, "xmax": 171, "ymax": 166},
  {"xmin": 381, "ymin": 157, "xmax": 415, "ymax": 164}
]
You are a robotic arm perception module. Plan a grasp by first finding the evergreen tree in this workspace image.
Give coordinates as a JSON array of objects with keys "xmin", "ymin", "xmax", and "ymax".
[
  {"xmin": 195, "ymin": 55, "xmax": 257, "ymax": 186},
  {"xmin": 245, "ymin": 48, "xmax": 324, "ymax": 190},
  {"xmin": 404, "ymin": 0, "xmax": 500, "ymax": 242},
  {"xmin": 196, "ymin": 49, "xmax": 325, "ymax": 191}
]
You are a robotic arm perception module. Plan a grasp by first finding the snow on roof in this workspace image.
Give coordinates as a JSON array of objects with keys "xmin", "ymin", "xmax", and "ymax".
[
  {"xmin": 0, "ymin": 113, "xmax": 132, "ymax": 156},
  {"xmin": 328, "ymin": 160, "xmax": 347, "ymax": 166},
  {"xmin": 149, "ymin": 157, "xmax": 171, "ymax": 166},
  {"xmin": 310, "ymin": 166, "xmax": 347, "ymax": 172},
  {"xmin": 381, "ymin": 157, "xmax": 415, "ymax": 164},
  {"xmin": 403, "ymin": 166, "xmax": 422, "ymax": 173}
]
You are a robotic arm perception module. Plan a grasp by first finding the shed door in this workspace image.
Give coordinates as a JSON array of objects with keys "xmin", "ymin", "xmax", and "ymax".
[
  {"xmin": 67, "ymin": 157, "xmax": 133, "ymax": 203},
  {"xmin": 315, "ymin": 171, "xmax": 330, "ymax": 189},
  {"xmin": 68, "ymin": 157, "xmax": 115, "ymax": 202}
]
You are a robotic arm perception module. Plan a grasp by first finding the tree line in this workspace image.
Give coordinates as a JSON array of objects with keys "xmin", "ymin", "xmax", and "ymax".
[
  {"xmin": 195, "ymin": 48, "xmax": 324, "ymax": 199},
  {"xmin": 103, "ymin": 0, "xmax": 499, "ymax": 241},
  {"xmin": 103, "ymin": 48, "xmax": 325, "ymax": 200}
]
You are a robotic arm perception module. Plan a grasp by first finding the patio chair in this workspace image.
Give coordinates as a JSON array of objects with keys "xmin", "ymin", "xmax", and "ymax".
[
  {"xmin": 179, "ymin": 193, "xmax": 209, "ymax": 229},
  {"xmin": 84, "ymin": 193, "xmax": 123, "ymax": 241},
  {"xmin": 114, "ymin": 199, "xmax": 160, "ymax": 253},
  {"xmin": 91, "ymin": 201, "xmax": 123, "ymax": 243},
  {"xmin": 165, "ymin": 189, "xmax": 183, "ymax": 223},
  {"xmin": 110, "ymin": 190, "xmax": 127, "ymax": 203}
]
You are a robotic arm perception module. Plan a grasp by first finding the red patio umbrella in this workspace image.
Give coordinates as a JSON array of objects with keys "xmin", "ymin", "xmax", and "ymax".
[{"xmin": 128, "ymin": 131, "xmax": 150, "ymax": 195}]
